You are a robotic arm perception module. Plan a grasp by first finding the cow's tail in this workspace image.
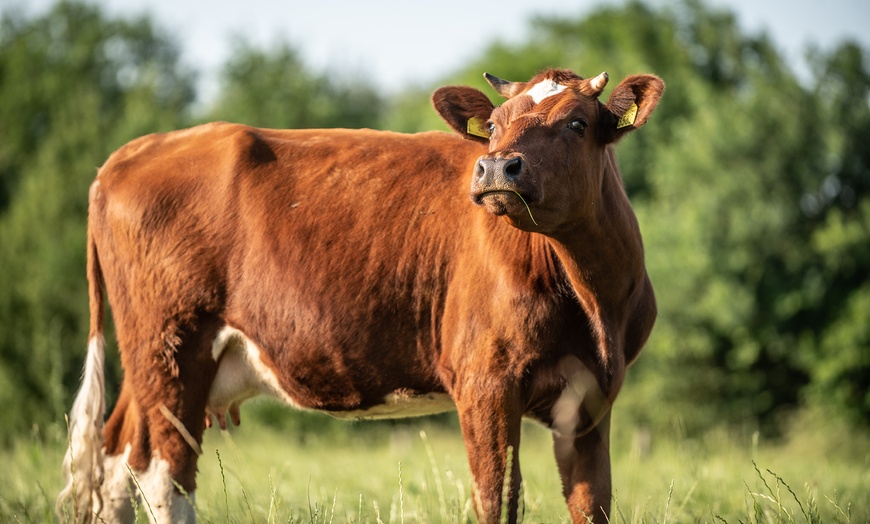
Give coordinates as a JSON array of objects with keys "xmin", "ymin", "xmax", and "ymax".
[{"xmin": 57, "ymin": 224, "xmax": 106, "ymax": 523}]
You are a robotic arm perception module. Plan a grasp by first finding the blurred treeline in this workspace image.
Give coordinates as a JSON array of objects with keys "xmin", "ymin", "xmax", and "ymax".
[{"xmin": 0, "ymin": 0, "xmax": 867, "ymax": 445}]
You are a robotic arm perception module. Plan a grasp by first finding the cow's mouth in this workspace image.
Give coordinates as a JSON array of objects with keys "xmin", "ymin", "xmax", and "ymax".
[{"xmin": 473, "ymin": 190, "xmax": 538, "ymax": 224}]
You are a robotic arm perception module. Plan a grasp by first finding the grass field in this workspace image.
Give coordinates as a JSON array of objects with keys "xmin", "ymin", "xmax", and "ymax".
[{"xmin": 2, "ymin": 405, "xmax": 868, "ymax": 523}]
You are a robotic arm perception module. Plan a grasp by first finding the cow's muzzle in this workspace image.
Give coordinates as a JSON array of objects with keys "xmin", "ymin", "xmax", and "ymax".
[
  {"xmin": 475, "ymin": 155, "xmax": 525, "ymax": 185},
  {"xmin": 470, "ymin": 154, "xmax": 537, "ymax": 215}
]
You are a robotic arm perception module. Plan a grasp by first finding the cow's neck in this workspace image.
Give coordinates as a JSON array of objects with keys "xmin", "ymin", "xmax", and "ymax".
[{"xmin": 545, "ymin": 161, "xmax": 647, "ymax": 390}]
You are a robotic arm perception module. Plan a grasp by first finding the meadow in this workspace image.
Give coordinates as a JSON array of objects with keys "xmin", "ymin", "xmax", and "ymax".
[{"xmin": 3, "ymin": 403, "xmax": 867, "ymax": 523}]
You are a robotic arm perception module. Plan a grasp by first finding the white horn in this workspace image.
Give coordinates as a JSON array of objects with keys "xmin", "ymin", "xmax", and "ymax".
[
  {"xmin": 484, "ymin": 72, "xmax": 525, "ymax": 99},
  {"xmin": 589, "ymin": 71, "xmax": 609, "ymax": 96}
]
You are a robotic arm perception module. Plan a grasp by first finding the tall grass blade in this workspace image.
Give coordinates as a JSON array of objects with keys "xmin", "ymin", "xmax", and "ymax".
[
  {"xmin": 744, "ymin": 479, "xmax": 764, "ymax": 524},
  {"xmin": 268, "ymin": 473, "xmax": 278, "ymax": 524},
  {"xmin": 329, "ymin": 490, "xmax": 337, "ymax": 524},
  {"xmin": 125, "ymin": 464, "xmax": 156, "ymax": 523},
  {"xmin": 306, "ymin": 477, "xmax": 314, "ymax": 523},
  {"xmin": 388, "ymin": 492, "xmax": 398, "ymax": 524},
  {"xmin": 159, "ymin": 403, "xmax": 202, "ymax": 456},
  {"xmin": 825, "ymin": 493, "xmax": 853, "ymax": 524},
  {"xmin": 241, "ymin": 485, "xmax": 255, "ymax": 522},
  {"xmin": 673, "ymin": 479, "xmax": 698, "ymax": 520},
  {"xmin": 63, "ymin": 414, "xmax": 79, "ymax": 522},
  {"xmin": 804, "ymin": 483, "xmax": 821, "ymax": 524},
  {"xmin": 511, "ymin": 191, "xmax": 538, "ymax": 226},
  {"xmin": 373, "ymin": 499, "xmax": 384, "ymax": 524},
  {"xmin": 751, "ymin": 460, "xmax": 797, "ymax": 522},
  {"xmin": 767, "ymin": 467, "xmax": 807, "ymax": 522},
  {"xmin": 499, "ymin": 445, "xmax": 513, "ymax": 524},
  {"xmin": 125, "ymin": 476, "xmax": 141, "ymax": 522},
  {"xmin": 419, "ymin": 430, "xmax": 447, "ymax": 522},
  {"xmin": 752, "ymin": 460, "xmax": 774, "ymax": 500},
  {"xmin": 397, "ymin": 461, "xmax": 404, "ymax": 524},
  {"xmin": 663, "ymin": 479, "xmax": 674, "ymax": 524},
  {"xmin": 172, "ymin": 479, "xmax": 198, "ymax": 519},
  {"xmin": 608, "ymin": 489, "xmax": 617, "ymax": 524},
  {"xmin": 216, "ymin": 448, "xmax": 230, "ymax": 521}
]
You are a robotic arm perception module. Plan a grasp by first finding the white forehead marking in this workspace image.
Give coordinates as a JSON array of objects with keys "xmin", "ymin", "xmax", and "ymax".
[{"xmin": 526, "ymin": 79, "xmax": 567, "ymax": 104}]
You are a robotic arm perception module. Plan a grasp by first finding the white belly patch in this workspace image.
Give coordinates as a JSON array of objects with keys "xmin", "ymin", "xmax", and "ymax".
[{"xmin": 325, "ymin": 391, "xmax": 455, "ymax": 421}]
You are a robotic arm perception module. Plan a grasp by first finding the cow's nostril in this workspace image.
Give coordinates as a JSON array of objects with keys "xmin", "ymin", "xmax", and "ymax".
[
  {"xmin": 476, "ymin": 159, "xmax": 488, "ymax": 180},
  {"xmin": 504, "ymin": 157, "xmax": 523, "ymax": 178}
]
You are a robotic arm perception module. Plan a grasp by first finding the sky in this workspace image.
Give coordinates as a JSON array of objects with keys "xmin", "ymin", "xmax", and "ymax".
[{"xmin": 5, "ymin": 0, "xmax": 870, "ymax": 102}]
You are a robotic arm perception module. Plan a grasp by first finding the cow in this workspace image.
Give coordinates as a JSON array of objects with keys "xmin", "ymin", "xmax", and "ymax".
[{"xmin": 58, "ymin": 67, "xmax": 663, "ymax": 523}]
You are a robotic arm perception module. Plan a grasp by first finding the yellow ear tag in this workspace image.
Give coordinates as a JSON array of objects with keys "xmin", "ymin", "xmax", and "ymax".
[
  {"xmin": 467, "ymin": 117, "xmax": 492, "ymax": 138},
  {"xmin": 616, "ymin": 102, "xmax": 638, "ymax": 129}
]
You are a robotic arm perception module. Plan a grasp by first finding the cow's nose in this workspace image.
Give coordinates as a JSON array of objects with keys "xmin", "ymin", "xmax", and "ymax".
[{"xmin": 476, "ymin": 156, "xmax": 524, "ymax": 181}]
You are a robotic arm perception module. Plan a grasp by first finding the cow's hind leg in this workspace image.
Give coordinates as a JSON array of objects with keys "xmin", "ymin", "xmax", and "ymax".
[
  {"xmin": 103, "ymin": 316, "xmax": 221, "ymax": 522},
  {"xmin": 98, "ymin": 384, "xmax": 137, "ymax": 521}
]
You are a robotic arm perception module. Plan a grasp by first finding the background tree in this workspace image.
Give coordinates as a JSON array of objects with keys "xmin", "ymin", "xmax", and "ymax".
[
  {"xmin": 205, "ymin": 38, "xmax": 383, "ymax": 129},
  {"xmin": 0, "ymin": 0, "xmax": 196, "ymax": 443},
  {"xmin": 799, "ymin": 41, "xmax": 870, "ymax": 425}
]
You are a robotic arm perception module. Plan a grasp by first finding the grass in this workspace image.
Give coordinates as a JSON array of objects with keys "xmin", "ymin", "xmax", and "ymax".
[{"xmin": 2, "ymin": 407, "xmax": 868, "ymax": 523}]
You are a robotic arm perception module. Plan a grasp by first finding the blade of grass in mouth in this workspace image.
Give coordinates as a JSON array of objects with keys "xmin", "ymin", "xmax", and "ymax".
[{"xmin": 511, "ymin": 191, "xmax": 538, "ymax": 226}]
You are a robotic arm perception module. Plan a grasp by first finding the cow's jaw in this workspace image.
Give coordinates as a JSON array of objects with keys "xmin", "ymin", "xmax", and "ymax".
[
  {"xmin": 472, "ymin": 185, "xmax": 543, "ymax": 231},
  {"xmin": 474, "ymin": 190, "xmax": 528, "ymax": 215}
]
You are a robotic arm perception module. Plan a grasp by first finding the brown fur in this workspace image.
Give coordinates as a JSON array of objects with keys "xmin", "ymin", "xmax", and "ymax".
[{"xmin": 72, "ymin": 68, "xmax": 663, "ymax": 523}]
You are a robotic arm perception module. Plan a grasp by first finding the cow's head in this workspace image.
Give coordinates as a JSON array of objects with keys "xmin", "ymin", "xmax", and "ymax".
[{"xmin": 433, "ymin": 69, "xmax": 664, "ymax": 232}]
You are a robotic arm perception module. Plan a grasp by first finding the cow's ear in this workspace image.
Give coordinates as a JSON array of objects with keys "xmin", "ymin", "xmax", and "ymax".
[
  {"xmin": 432, "ymin": 86, "xmax": 495, "ymax": 144},
  {"xmin": 599, "ymin": 74, "xmax": 665, "ymax": 144}
]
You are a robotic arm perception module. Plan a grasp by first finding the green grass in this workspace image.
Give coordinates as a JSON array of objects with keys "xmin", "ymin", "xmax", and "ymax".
[{"xmin": 3, "ymin": 408, "xmax": 868, "ymax": 523}]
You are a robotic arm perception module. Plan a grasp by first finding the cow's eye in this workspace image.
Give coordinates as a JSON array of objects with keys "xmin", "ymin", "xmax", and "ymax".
[
  {"xmin": 488, "ymin": 122, "xmax": 496, "ymax": 135},
  {"xmin": 567, "ymin": 119, "xmax": 587, "ymax": 134}
]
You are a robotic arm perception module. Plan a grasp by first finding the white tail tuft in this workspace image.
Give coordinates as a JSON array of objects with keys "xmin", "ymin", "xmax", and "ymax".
[{"xmin": 57, "ymin": 335, "xmax": 106, "ymax": 523}]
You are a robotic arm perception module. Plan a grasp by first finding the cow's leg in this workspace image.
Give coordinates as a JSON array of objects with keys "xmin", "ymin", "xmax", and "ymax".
[
  {"xmin": 552, "ymin": 412, "xmax": 612, "ymax": 523},
  {"xmin": 99, "ymin": 384, "xmax": 137, "ymax": 521},
  {"xmin": 456, "ymin": 380, "xmax": 524, "ymax": 523},
  {"xmin": 102, "ymin": 317, "xmax": 220, "ymax": 523}
]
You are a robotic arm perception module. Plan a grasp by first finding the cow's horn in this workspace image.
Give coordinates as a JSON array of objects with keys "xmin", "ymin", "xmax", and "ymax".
[
  {"xmin": 484, "ymin": 72, "xmax": 518, "ymax": 98},
  {"xmin": 588, "ymin": 71, "xmax": 609, "ymax": 97}
]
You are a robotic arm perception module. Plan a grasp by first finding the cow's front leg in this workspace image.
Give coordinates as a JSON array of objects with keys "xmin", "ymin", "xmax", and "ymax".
[
  {"xmin": 456, "ymin": 379, "xmax": 524, "ymax": 523},
  {"xmin": 553, "ymin": 411, "xmax": 612, "ymax": 522}
]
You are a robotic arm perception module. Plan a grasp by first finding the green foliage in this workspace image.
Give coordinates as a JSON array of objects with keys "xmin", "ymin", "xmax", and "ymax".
[
  {"xmin": 205, "ymin": 38, "xmax": 384, "ymax": 129},
  {"xmin": 0, "ymin": 0, "xmax": 195, "ymax": 443}
]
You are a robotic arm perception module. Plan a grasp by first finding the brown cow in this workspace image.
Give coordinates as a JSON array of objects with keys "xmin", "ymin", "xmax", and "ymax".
[{"xmin": 58, "ymin": 68, "xmax": 662, "ymax": 523}]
